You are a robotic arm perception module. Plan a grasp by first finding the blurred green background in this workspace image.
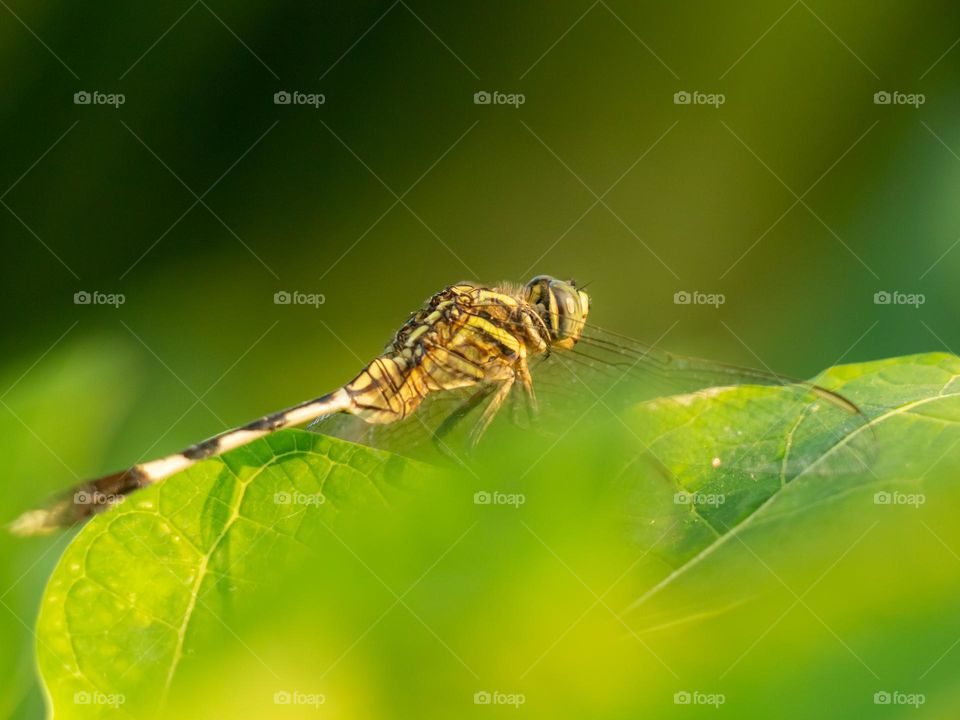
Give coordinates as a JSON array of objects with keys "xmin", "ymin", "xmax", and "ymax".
[{"xmin": 1, "ymin": 1, "xmax": 959, "ymax": 717}]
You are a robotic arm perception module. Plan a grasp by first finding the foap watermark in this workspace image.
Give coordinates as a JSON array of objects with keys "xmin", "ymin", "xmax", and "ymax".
[
  {"xmin": 674, "ymin": 290, "xmax": 725, "ymax": 308},
  {"xmin": 473, "ymin": 690, "xmax": 525, "ymax": 708},
  {"xmin": 673, "ymin": 90, "xmax": 725, "ymax": 108},
  {"xmin": 274, "ymin": 290, "xmax": 326, "ymax": 307},
  {"xmin": 273, "ymin": 690, "xmax": 326, "ymax": 708},
  {"xmin": 873, "ymin": 491, "xmax": 925, "ymax": 508},
  {"xmin": 474, "ymin": 90, "xmax": 525, "ymax": 108},
  {"xmin": 674, "ymin": 690, "xmax": 726, "ymax": 708},
  {"xmin": 274, "ymin": 90, "xmax": 325, "ymax": 108},
  {"xmin": 274, "ymin": 490, "xmax": 325, "ymax": 507},
  {"xmin": 674, "ymin": 490, "xmax": 726, "ymax": 508},
  {"xmin": 74, "ymin": 90, "xmax": 125, "ymax": 108},
  {"xmin": 874, "ymin": 690, "xmax": 925, "ymax": 708},
  {"xmin": 74, "ymin": 490, "xmax": 125, "ymax": 506},
  {"xmin": 474, "ymin": 490, "xmax": 525, "ymax": 508},
  {"xmin": 874, "ymin": 290, "xmax": 924, "ymax": 308},
  {"xmin": 74, "ymin": 290, "xmax": 125, "ymax": 308},
  {"xmin": 74, "ymin": 691, "xmax": 125, "ymax": 709},
  {"xmin": 873, "ymin": 91, "xmax": 925, "ymax": 108}
]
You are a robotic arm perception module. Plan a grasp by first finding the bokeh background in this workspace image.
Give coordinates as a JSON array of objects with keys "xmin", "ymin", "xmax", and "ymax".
[{"xmin": 2, "ymin": 1, "xmax": 959, "ymax": 717}]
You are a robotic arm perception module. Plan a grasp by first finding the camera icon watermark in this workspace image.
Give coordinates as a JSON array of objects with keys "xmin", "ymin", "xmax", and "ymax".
[
  {"xmin": 873, "ymin": 90, "xmax": 925, "ymax": 108},
  {"xmin": 473, "ymin": 90, "xmax": 525, "ymax": 108},
  {"xmin": 673, "ymin": 290, "xmax": 725, "ymax": 308},
  {"xmin": 273, "ymin": 690, "xmax": 326, "ymax": 707},
  {"xmin": 674, "ymin": 491, "xmax": 726, "ymax": 508},
  {"xmin": 74, "ymin": 490, "xmax": 125, "ymax": 506},
  {"xmin": 74, "ymin": 90, "xmax": 125, "ymax": 108},
  {"xmin": 74, "ymin": 290, "xmax": 125, "ymax": 308},
  {"xmin": 273, "ymin": 90, "xmax": 325, "ymax": 108},
  {"xmin": 873, "ymin": 690, "xmax": 925, "ymax": 707},
  {"xmin": 473, "ymin": 690, "xmax": 525, "ymax": 707},
  {"xmin": 673, "ymin": 690, "xmax": 725, "ymax": 707},
  {"xmin": 873, "ymin": 290, "xmax": 924, "ymax": 308},
  {"xmin": 673, "ymin": 90, "xmax": 725, "ymax": 108},
  {"xmin": 473, "ymin": 490, "xmax": 525, "ymax": 508},
  {"xmin": 873, "ymin": 491, "xmax": 925, "ymax": 508},
  {"xmin": 274, "ymin": 490, "xmax": 325, "ymax": 507},
  {"xmin": 273, "ymin": 290, "xmax": 326, "ymax": 307},
  {"xmin": 73, "ymin": 691, "xmax": 125, "ymax": 708}
]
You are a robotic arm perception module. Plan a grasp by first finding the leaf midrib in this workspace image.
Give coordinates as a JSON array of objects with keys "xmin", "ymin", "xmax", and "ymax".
[{"xmin": 159, "ymin": 445, "xmax": 315, "ymax": 703}]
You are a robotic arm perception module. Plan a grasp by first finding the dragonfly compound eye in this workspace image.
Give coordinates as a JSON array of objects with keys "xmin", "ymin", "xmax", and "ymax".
[{"xmin": 522, "ymin": 275, "xmax": 589, "ymax": 348}]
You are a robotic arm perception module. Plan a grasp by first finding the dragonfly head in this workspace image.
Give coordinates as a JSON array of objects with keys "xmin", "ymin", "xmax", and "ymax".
[{"xmin": 522, "ymin": 276, "xmax": 590, "ymax": 350}]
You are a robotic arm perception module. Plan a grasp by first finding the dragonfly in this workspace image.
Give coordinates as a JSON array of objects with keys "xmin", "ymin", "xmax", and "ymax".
[{"xmin": 10, "ymin": 275, "xmax": 863, "ymax": 536}]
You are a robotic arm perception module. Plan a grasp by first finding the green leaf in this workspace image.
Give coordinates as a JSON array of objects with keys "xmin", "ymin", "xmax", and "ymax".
[
  {"xmin": 615, "ymin": 352, "xmax": 960, "ymax": 611},
  {"xmin": 35, "ymin": 431, "xmax": 435, "ymax": 718},
  {"xmin": 33, "ymin": 352, "xmax": 960, "ymax": 717},
  {"xmin": 0, "ymin": 339, "xmax": 138, "ymax": 720}
]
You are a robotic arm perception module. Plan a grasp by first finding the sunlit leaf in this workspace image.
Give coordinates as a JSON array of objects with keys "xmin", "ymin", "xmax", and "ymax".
[{"xmin": 36, "ymin": 431, "xmax": 434, "ymax": 718}]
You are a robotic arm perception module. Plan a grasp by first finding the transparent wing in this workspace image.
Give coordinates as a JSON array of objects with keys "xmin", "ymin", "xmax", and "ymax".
[
  {"xmin": 308, "ymin": 385, "xmax": 488, "ymax": 460},
  {"xmin": 309, "ymin": 325, "xmax": 872, "ymax": 472},
  {"xmin": 545, "ymin": 325, "xmax": 875, "ymax": 478},
  {"xmin": 553, "ymin": 325, "xmax": 848, "ymax": 411}
]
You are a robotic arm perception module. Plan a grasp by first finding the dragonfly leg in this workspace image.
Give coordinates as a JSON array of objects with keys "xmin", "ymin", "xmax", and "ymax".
[
  {"xmin": 432, "ymin": 383, "xmax": 496, "ymax": 454},
  {"xmin": 468, "ymin": 376, "xmax": 515, "ymax": 447},
  {"xmin": 516, "ymin": 355, "xmax": 538, "ymax": 420},
  {"xmin": 519, "ymin": 309, "xmax": 549, "ymax": 353}
]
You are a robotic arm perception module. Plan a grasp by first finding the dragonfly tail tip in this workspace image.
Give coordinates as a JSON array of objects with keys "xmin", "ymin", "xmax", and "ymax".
[{"xmin": 8, "ymin": 508, "xmax": 60, "ymax": 537}]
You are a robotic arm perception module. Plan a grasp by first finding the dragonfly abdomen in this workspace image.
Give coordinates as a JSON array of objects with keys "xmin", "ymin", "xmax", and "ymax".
[{"xmin": 343, "ymin": 357, "xmax": 415, "ymax": 423}]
